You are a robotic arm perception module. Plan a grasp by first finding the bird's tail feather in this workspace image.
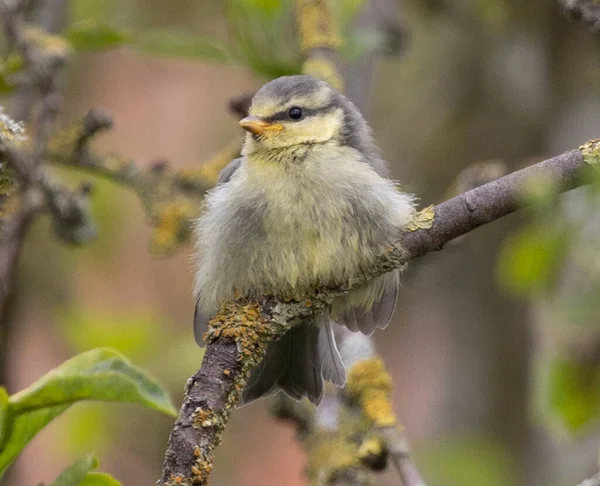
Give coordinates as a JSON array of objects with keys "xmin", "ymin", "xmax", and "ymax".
[{"xmin": 241, "ymin": 316, "xmax": 346, "ymax": 405}]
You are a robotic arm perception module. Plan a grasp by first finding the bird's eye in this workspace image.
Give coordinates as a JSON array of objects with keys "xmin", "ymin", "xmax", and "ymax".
[{"xmin": 288, "ymin": 107, "xmax": 303, "ymax": 120}]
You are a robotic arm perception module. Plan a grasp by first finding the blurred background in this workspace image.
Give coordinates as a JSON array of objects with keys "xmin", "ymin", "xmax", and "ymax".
[{"xmin": 3, "ymin": 0, "xmax": 600, "ymax": 485}]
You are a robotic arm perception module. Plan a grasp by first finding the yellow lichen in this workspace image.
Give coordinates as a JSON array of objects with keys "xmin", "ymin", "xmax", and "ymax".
[
  {"xmin": 24, "ymin": 27, "xmax": 73, "ymax": 60},
  {"xmin": 346, "ymin": 358, "xmax": 397, "ymax": 427},
  {"xmin": 164, "ymin": 474, "xmax": 192, "ymax": 486},
  {"xmin": 296, "ymin": 0, "xmax": 343, "ymax": 52},
  {"xmin": 192, "ymin": 408, "xmax": 214, "ymax": 429},
  {"xmin": 405, "ymin": 205, "xmax": 435, "ymax": 232},
  {"xmin": 205, "ymin": 301, "xmax": 273, "ymax": 356},
  {"xmin": 151, "ymin": 200, "xmax": 196, "ymax": 254},
  {"xmin": 357, "ymin": 437, "xmax": 384, "ymax": 460},
  {"xmin": 306, "ymin": 435, "xmax": 360, "ymax": 481},
  {"xmin": 580, "ymin": 139, "xmax": 600, "ymax": 167},
  {"xmin": 191, "ymin": 457, "xmax": 213, "ymax": 483},
  {"xmin": 204, "ymin": 300, "xmax": 287, "ymax": 414},
  {"xmin": 302, "ymin": 57, "xmax": 343, "ymax": 91},
  {"xmin": 357, "ymin": 436, "xmax": 388, "ymax": 470}
]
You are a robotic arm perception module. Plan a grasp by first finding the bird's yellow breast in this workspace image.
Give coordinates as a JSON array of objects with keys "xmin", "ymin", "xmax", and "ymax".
[{"xmin": 242, "ymin": 146, "xmax": 381, "ymax": 288}]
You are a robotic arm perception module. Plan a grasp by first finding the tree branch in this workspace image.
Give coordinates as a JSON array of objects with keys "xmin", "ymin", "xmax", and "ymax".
[
  {"xmin": 401, "ymin": 147, "xmax": 586, "ymax": 259},
  {"xmin": 159, "ymin": 140, "xmax": 597, "ymax": 484},
  {"xmin": 0, "ymin": 0, "xmax": 67, "ymax": 325},
  {"xmin": 46, "ymin": 113, "xmax": 240, "ymax": 253}
]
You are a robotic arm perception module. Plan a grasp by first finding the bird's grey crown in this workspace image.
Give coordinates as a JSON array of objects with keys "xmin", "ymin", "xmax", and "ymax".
[{"xmin": 252, "ymin": 75, "xmax": 330, "ymax": 107}]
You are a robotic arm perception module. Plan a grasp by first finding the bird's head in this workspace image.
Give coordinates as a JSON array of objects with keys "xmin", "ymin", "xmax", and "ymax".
[{"xmin": 239, "ymin": 75, "xmax": 372, "ymax": 158}]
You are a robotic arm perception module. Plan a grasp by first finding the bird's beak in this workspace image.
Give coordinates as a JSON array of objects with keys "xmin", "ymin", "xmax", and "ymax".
[{"xmin": 239, "ymin": 116, "xmax": 283, "ymax": 136}]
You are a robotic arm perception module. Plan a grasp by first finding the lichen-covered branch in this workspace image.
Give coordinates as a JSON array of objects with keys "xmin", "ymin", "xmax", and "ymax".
[
  {"xmin": 47, "ymin": 111, "xmax": 240, "ymax": 253},
  {"xmin": 295, "ymin": 0, "xmax": 343, "ymax": 89},
  {"xmin": 0, "ymin": 0, "xmax": 69, "ymax": 326},
  {"xmin": 159, "ymin": 140, "xmax": 597, "ymax": 484}
]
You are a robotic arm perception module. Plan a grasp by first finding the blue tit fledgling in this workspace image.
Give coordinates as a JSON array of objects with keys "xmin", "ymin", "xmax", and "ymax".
[{"xmin": 193, "ymin": 75, "xmax": 415, "ymax": 405}]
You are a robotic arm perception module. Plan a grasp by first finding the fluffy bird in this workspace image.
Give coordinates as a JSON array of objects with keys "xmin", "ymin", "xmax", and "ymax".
[{"xmin": 193, "ymin": 75, "xmax": 415, "ymax": 405}]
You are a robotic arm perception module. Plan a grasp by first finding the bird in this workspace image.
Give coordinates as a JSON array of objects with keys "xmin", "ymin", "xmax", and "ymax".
[{"xmin": 192, "ymin": 75, "xmax": 415, "ymax": 405}]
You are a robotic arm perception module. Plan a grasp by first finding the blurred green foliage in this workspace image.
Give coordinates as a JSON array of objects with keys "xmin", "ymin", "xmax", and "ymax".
[
  {"xmin": 0, "ymin": 0, "xmax": 398, "ymax": 93},
  {"xmin": 417, "ymin": 435, "xmax": 517, "ymax": 486},
  {"xmin": 0, "ymin": 56, "xmax": 23, "ymax": 94},
  {"xmin": 498, "ymin": 225, "xmax": 569, "ymax": 296},
  {"xmin": 498, "ymin": 166, "xmax": 600, "ymax": 434},
  {"xmin": 135, "ymin": 29, "xmax": 235, "ymax": 61},
  {"xmin": 545, "ymin": 358, "xmax": 600, "ymax": 433},
  {"xmin": 63, "ymin": 0, "xmax": 303, "ymax": 77},
  {"xmin": 59, "ymin": 307, "xmax": 165, "ymax": 360}
]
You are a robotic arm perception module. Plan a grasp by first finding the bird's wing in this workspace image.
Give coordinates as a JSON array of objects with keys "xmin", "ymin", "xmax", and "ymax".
[
  {"xmin": 218, "ymin": 157, "xmax": 242, "ymax": 184},
  {"xmin": 334, "ymin": 270, "xmax": 399, "ymax": 335}
]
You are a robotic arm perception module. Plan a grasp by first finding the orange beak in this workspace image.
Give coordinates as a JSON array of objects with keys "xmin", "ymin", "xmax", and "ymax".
[{"xmin": 239, "ymin": 116, "xmax": 283, "ymax": 135}]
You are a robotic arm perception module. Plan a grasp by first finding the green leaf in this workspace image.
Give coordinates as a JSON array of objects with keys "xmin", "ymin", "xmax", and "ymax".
[
  {"xmin": 10, "ymin": 348, "xmax": 176, "ymax": 417},
  {"xmin": 0, "ymin": 387, "xmax": 10, "ymax": 449},
  {"xmin": 80, "ymin": 472, "xmax": 121, "ymax": 486},
  {"xmin": 0, "ymin": 404, "xmax": 69, "ymax": 476},
  {"xmin": 51, "ymin": 455, "xmax": 98, "ymax": 486},
  {"xmin": 66, "ymin": 21, "xmax": 131, "ymax": 51},
  {"xmin": 545, "ymin": 357, "xmax": 600, "ymax": 432},
  {"xmin": 135, "ymin": 29, "xmax": 234, "ymax": 62}
]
